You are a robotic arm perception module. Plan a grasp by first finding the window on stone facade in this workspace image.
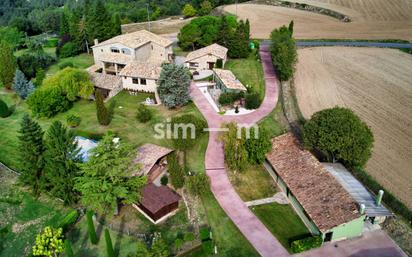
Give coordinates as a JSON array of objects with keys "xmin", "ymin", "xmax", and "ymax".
[
  {"xmin": 189, "ymin": 62, "xmax": 199, "ymax": 67},
  {"xmin": 110, "ymin": 47, "xmax": 120, "ymax": 53},
  {"xmin": 140, "ymin": 78, "xmax": 147, "ymax": 85},
  {"xmin": 132, "ymin": 78, "xmax": 139, "ymax": 84},
  {"xmin": 121, "ymin": 48, "xmax": 131, "ymax": 55}
]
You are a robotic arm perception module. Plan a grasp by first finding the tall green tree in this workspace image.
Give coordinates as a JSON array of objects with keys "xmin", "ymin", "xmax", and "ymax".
[
  {"xmin": 105, "ymin": 229, "xmax": 115, "ymax": 257},
  {"xmin": 220, "ymin": 122, "xmax": 248, "ymax": 173},
  {"xmin": 167, "ymin": 152, "xmax": 185, "ymax": 189},
  {"xmin": 86, "ymin": 210, "xmax": 98, "ymax": 244},
  {"xmin": 0, "ymin": 26, "xmax": 24, "ymax": 50},
  {"xmin": 60, "ymin": 12, "xmax": 70, "ymax": 37},
  {"xmin": 0, "ymin": 41, "xmax": 17, "ymax": 89},
  {"xmin": 270, "ymin": 24, "xmax": 297, "ymax": 81},
  {"xmin": 199, "ymin": 1, "xmax": 213, "ymax": 16},
  {"xmin": 12, "ymin": 70, "xmax": 35, "ymax": 99},
  {"xmin": 75, "ymin": 134, "xmax": 147, "ymax": 215},
  {"xmin": 182, "ymin": 4, "xmax": 197, "ymax": 18},
  {"xmin": 112, "ymin": 12, "xmax": 122, "ymax": 37},
  {"xmin": 304, "ymin": 107, "xmax": 374, "ymax": 168},
  {"xmin": 44, "ymin": 121, "xmax": 81, "ymax": 204},
  {"xmin": 95, "ymin": 90, "xmax": 111, "ymax": 125},
  {"xmin": 158, "ymin": 64, "xmax": 192, "ymax": 108},
  {"xmin": 88, "ymin": 0, "xmax": 113, "ymax": 42},
  {"xmin": 18, "ymin": 114, "xmax": 45, "ymax": 196},
  {"xmin": 244, "ymin": 126, "xmax": 272, "ymax": 164}
]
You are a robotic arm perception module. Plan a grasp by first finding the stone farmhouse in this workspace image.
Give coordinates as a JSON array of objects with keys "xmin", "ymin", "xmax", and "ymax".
[
  {"xmin": 87, "ymin": 29, "xmax": 173, "ymax": 99},
  {"xmin": 184, "ymin": 43, "xmax": 228, "ymax": 71}
]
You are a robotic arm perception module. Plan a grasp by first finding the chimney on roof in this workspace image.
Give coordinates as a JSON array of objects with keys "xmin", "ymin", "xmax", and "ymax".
[
  {"xmin": 94, "ymin": 39, "xmax": 98, "ymax": 46},
  {"xmin": 376, "ymin": 190, "xmax": 384, "ymax": 206},
  {"xmin": 359, "ymin": 204, "xmax": 365, "ymax": 215}
]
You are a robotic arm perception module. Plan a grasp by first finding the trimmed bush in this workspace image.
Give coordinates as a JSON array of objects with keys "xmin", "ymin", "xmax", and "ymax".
[
  {"xmin": 58, "ymin": 61, "xmax": 74, "ymax": 70},
  {"xmin": 64, "ymin": 240, "xmax": 74, "ymax": 257},
  {"xmin": 136, "ymin": 104, "xmax": 152, "ymax": 123},
  {"xmin": 86, "ymin": 210, "xmax": 98, "ymax": 245},
  {"xmin": 160, "ymin": 175, "xmax": 168, "ymax": 186},
  {"xmin": 290, "ymin": 236, "xmax": 322, "ymax": 253},
  {"xmin": 200, "ymin": 227, "xmax": 210, "ymax": 241},
  {"xmin": 66, "ymin": 114, "xmax": 81, "ymax": 128},
  {"xmin": 0, "ymin": 99, "xmax": 11, "ymax": 118},
  {"xmin": 104, "ymin": 229, "xmax": 115, "ymax": 257},
  {"xmin": 27, "ymin": 87, "xmax": 72, "ymax": 117},
  {"xmin": 59, "ymin": 210, "xmax": 79, "ymax": 232},
  {"xmin": 218, "ymin": 92, "xmax": 242, "ymax": 106},
  {"xmin": 59, "ymin": 42, "xmax": 79, "ymax": 58},
  {"xmin": 245, "ymin": 92, "xmax": 261, "ymax": 109}
]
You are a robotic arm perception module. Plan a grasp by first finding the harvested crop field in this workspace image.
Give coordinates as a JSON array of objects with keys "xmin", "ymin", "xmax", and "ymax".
[
  {"xmin": 121, "ymin": 17, "xmax": 192, "ymax": 34},
  {"xmin": 294, "ymin": 47, "xmax": 412, "ymax": 208},
  {"xmin": 223, "ymin": 2, "xmax": 412, "ymax": 40}
]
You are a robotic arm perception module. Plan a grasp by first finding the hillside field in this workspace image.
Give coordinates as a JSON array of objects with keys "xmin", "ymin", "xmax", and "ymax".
[
  {"xmin": 294, "ymin": 47, "xmax": 412, "ymax": 208},
  {"xmin": 223, "ymin": 2, "xmax": 412, "ymax": 40}
]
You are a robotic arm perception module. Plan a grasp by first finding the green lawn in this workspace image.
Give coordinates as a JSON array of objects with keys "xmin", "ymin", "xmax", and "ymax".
[
  {"xmin": 46, "ymin": 53, "xmax": 94, "ymax": 75},
  {"xmin": 200, "ymin": 190, "xmax": 259, "ymax": 257},
  {"xmin": 225, "ymin": 50, "xmax": 265, "ymax": 99},
  {"xmin": 0, "ymin": 168, "xmax": 71, "ymax": 257},
  {"xmin": 251, "ymin": 203, "xmax": 310, "ymax": 252},
  {"xmin": 228, "ymin": 165, "xmax": 277, "ymax": 202}
]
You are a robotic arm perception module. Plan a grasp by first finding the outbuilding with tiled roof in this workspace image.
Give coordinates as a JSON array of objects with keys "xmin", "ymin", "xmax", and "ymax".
[
  {"xmin": 264, "ymin": 133, "xmax": 365, "ymax": 242},
  {"xmin": 185, "ymin": 43, "xmax": 228, "ymax": 71}
]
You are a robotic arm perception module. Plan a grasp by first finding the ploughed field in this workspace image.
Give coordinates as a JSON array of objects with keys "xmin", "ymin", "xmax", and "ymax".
[
  {"xmin": 223, "ymin": 2, "xmax": 412, "ymax": 40},
  {"xmin": 294, "ymin": 47, "xmax": 412, "ymax": 208}
]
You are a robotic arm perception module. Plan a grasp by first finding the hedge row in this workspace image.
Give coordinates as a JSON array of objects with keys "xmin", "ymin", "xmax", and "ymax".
[{"xmin": 290, "ymin": 236, "xmax": 322, "ymax": 253}]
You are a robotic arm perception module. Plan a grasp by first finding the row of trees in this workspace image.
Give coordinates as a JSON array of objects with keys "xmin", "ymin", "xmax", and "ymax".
[
  {"xmin": 221, "ymin": 122, "xmax": 272, "ymax": 173},
  {"xmin": 270, "ymin": 21, "xmax": 297, "ymax": 81},
  {"xmin": 178, "ymin": 15, "xmax": 250, "ymax": 58}
]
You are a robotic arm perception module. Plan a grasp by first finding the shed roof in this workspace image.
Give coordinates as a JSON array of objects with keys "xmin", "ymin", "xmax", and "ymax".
[
  {"xmin": 266, "ymin": 133, "xmax": 361, "ymax": 232},
  {"xmin": 119, "ymin": 62, "xmax": 162, "ymax": 79},
  {"xmin": 323, "ymin": 163, "xmax": 393, "ymax": 217},
  {"xmin": 92, "ymin": 30, "xmax": 173, "ymax": 49},
  {"xmin": 86, "ymin": 68, "xmax": 122, "ymax": 90},
  {"xmin": 185, "ymin": 43, "xmax": 228, "ymax": 62},
  {"xmin": 132, "ymin": 144, "xmax": 173, "ymax": 176},
  {"xmin": 213, "ymin": 69, "xmax": 247, "ymax": 91},
  {"xmin": 139, "ymin": 183, "xmax": 181, "ymax": 214}
]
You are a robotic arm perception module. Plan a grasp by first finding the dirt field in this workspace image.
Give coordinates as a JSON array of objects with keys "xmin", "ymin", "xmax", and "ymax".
[
  {"xmin": 223, "ymin": 2, "xmax": 412, "ymax": 40},
  {"xmin": 121, "ymin": 17, "xmax": 192, "ymax": 34},
  {"xmin": 294, "ymin": 47, "xmax": 412, "ymax": 208}
]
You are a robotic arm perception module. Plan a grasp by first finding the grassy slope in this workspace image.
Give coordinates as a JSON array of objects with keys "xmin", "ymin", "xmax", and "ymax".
[
  {"xmin": 225, "ymin": 50, "xmax": 265, "ymax": 99},
  {"xmin": 251, "ymin": 203, "xmax": 310, "ymax": 252}
]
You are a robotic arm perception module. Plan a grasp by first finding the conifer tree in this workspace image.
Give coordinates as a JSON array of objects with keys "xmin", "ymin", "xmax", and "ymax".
[
  {"xmin": 44, "ymin": 121, "xmax": 81, "ymax": 204},
  {"xmin": 88, "ymin": 0, "xmax": 112, "ymax": 42},
  {"xmin": 86, "ymin": 210, "xmax": 98, "ymax": 245},
  {"xmin": 112, "ymin": 13, "xmax": 122, "ymax": 37},
  {"xmin": 0, "ymin": 41, "xmax": 17, "ymax": 89},
  {"xmin": 60, "ymin": 12, "xmax": 70, "ymax": 37},
  {"xmin": 95, "ymin": 90, "xmax": 110, "ymax": 125},
  {"xmin": 105, "ymin": 229, "xmax": 115, "ymax": 257},
  {"xmin": 18, "ymin": 114, "xmax": 45, "ymax": 196},
  {"xmin": 12, "ymin": 70, "xmax": 35, "ymax": 99}
]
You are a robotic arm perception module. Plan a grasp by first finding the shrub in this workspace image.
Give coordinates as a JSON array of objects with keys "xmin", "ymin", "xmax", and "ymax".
[
  {"xmin": 95, "ymin": 90, "xmax": 111, "ymax": 125},
  {"xmin": 59, "ymin": 42, "xmax": 79, "ymax": 58},
  {"xmin": 160, "ymin": 175, "xmax": 168, "ymax": 186},
  {"xmin": 245, "ymin": 92, "xmax": 261, "ymax": 109},
  {"xmin": 136, "ymin": 104, "xmax": 152, "ymax": 123},
  {"xmin": 251, "ymin": 39, "xmax": 260, "ymax": 50},
  {"xmin": 45, "ymin": 38, "xmax": 59, "ymax": 48},
  {"xmin": 168, "ymin": 152, "xmax": 185, "ymax": 189},
  {"xmin": 290, "ymin": 236, "xmax": 322, "ymax": 253},
  {"xmin": 66, "ymin": 114, "xmax": 81, "ymax": 128},
  {"xmin": 58, "ymin": 61, "xmax": 74, "ymax": 70},
  {"xmin": 218, "ymin": 92, "xmax": 242, "ymax": 106},
  {"xmin": 12, "ymin": 70, "xmax": 35, "ymax": 99},
  {"xmin": 186, "ymin": 173, "xmax": 209, "ymax": 196},
  {"xmin": 64, "ymin": 240, "xmax": 74, "ymax": 257},
  {"xmin": 86, "ymin": 210, "xmax": 98, "ymax": 245},
  {"xmin": 0, "ymin": 99, "xmax": 11, "ymax": 118},
  {"xmin": 199, "ymin": 227, "xmax": 210, "ymax": 241},
  {"xmin": 182, "ymin": 4, "xmax": 197, "ymax": 18},
  {"xmin": 304, "ymin": 107, "xmax": 374, "ymax": 168},
  {"xmin": 59, "ymin": 210, "xmax": 79, "ymax": 232},
  {"xmin": 17, "ymin": 52, "xmax": 55, "ymax": 79},
  {"xmin": 27, "ymin": 87, "xmax": 71, "ymax": 117},
  {"xmin": 184, "ymin": 232, "xmax": 195, "ymax": 242},
  {"xmin": 270, "ymin": 25, "xmax": 297, "ymax": 81},
  {"xmin": 104, "ymin": 229, "xmax": 115, "ymax": 257}
]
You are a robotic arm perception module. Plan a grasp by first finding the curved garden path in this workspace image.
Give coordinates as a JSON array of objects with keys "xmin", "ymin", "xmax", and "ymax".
[{"xmin": 190, "ymin": 45, "xmax": 289, "ymax": 257}]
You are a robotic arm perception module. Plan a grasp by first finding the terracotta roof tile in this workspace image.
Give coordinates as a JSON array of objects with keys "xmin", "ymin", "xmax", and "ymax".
[
  {"xmin": 213, "ymin": 68, "xmax": 247, "ymax": 91},
  {"xmin": 185, "ymin": 43, "xmax": 228, "ymax": 62},
  {"xmin": 266, "ymin": 133, "xmax": 361, "ymax": 232},
  {"xmin": 132, "ymin": 144, "xmax": 173, "ymax": 176},
  {"xmin": 93, "ymin": 30, "xmax": 173, "ymax": 49},
  {"xmin": 119, "ymin": 62, "xmax": 162, "ymax": 79}
]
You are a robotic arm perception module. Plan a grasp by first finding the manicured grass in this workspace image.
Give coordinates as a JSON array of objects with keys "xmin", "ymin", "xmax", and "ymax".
[
  {"xmin": 0, "ymin": 169, "xmax": 71, "ymax": 257},
  {"xmin": 225, "ymin": 50, "xmax": 265, "ymax": 99},
  {"xmin": 251, "ymin": 203, "xmax": 310, "ymax": 251},
  {"xmin": 46, "ymin": 53, "xmax": 94, "ymax": 75},
  {"xmin": 0, "ymin": 90, "xmax": 205, "ymax": 170},
  {"xmin": 14, "ymin": 47, "xmax": 56, "ymax": 58},
  {"xmin": 259, "ymin": 102, "xmax": 288, "ymax": 138},
  {"xmin": 200, "ymin": 190, "xmax": 259, "ymax": 257},
  {"xmin": 228, "ymin": 165, "xmax": 277, "ymax": 201}
]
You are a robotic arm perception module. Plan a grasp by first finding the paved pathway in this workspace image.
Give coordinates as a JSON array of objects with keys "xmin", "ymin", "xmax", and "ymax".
[
  {"xmin": 190, "ymin": 45, "xmax": 289, "ymax": 257},
  {"xmin": 245, "ymin": 192, "xmax": 289, "ymax": 207},
  {"xmin": 261, "ymin": 39, "xmax": 412, "ymax": 49}
]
